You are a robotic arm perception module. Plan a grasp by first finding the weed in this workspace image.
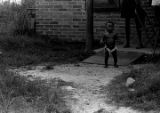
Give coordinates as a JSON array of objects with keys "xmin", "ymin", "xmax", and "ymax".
[
  {"xmin": 105, "ymin": 64, "xmax": 160, "ymax": 111},
  {"xmin": 0, "ymin": 35, "xmax": 89, "ymax": 67},
  {"xmin": 0, "ymin": 65, "xmax": 71, "ymax": 113}
]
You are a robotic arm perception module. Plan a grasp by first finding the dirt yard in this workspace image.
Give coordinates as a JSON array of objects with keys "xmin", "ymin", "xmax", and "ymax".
[{"xmin": 14, "ymin": 63, "xmax": 156, "ymax": 113}]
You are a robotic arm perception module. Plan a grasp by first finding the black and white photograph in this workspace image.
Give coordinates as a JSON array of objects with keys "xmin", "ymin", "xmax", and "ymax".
[{"xmin": 0, "ymin": 0, "xmax": 160, "ymax": 113}]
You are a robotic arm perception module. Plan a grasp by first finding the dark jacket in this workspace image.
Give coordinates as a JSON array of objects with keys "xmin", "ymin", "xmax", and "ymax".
[
  {"xmin": 121, "ymin": 0, "xmax": 146, "ymax": 19},
  {"xmin": 121, "ymin": 0, "xmax": 136, "ymax": 18}
]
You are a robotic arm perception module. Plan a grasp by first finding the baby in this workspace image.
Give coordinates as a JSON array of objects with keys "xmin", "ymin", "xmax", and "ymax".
[{"xmin": 101, "ymin": 21, "xmax": 118, "ymax": 68}]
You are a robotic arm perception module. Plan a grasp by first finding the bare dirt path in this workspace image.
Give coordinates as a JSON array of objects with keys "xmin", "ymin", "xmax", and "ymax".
[{"xmin": 15, "ymin": 63, "xmax": 152, "ymax": 113}]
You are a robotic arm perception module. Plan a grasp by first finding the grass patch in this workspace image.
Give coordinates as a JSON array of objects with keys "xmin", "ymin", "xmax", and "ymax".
[
  {"xmin": 105, "ymin": 64, "xmax": 160, "ymax": 111},
  {"xmin": 132, "ymin": 54, "xmax": 160, "ymax": 64},
  {"xmin": 0, "ymin": 65, "xmax": 72, "ymax": 113},
  {"xmin": 0, "ymin": 34, "xmax": 91, "ymax": 112},
  {"xmin": 0, "ymin": 35, "xmax": 92, "ymax": 67}
]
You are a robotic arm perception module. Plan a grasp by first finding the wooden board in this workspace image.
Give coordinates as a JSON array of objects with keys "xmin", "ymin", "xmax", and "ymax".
[{"xmin": 82, "ymin": 51, "xmax": 144, "ymax": 66}]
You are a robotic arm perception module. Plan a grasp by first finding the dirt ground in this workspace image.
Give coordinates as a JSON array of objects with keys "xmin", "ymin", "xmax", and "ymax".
[{"xmin": 14, "ymin": 63, "xmax": 156, "ymax": 113}]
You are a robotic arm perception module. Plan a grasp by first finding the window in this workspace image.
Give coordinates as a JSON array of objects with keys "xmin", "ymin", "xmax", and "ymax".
[{"xmin": 94, "ymin": 0, "xmax": 122, "ymax": 12}]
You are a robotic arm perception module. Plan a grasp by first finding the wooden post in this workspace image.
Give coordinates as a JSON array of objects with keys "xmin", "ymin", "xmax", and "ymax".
[{"xmin": 85, "ymin": 0, "xmax": 94, "ymax": 53}]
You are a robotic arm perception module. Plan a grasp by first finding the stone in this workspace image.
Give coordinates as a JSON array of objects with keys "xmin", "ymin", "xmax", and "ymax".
[
  {"xmin": 27, "ymin": 75, "xmax": 33, "ymax": 78},
  {"xmin": 125, "ymin": 77, "xmax": 135, "ymax": 87},
  {"xmin": 61, "ymin": 86, "xmax": 76, "ymax": 91},
  {"xmin": 93, "ymin": 109, "xmax": 111, "ymax": 113},
  {"xmin": 128, "ymin": 88, "xmax": 135, "ymax": 92},
  {"xmin": 27, "ymin": 75, "xmax": 34, "ymax": 81}
]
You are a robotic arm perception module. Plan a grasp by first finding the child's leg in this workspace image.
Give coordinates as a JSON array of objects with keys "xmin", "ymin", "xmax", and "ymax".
[
  {"xmin": 112, "ymin": 50, "xmax": 118, "ymax": 66},
  {"xmin": 105, "ymin": 49, "xmax": 109, "ymax": 67}
]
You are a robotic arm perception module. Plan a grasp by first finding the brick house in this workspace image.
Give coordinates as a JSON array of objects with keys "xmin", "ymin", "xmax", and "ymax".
[{"xmin": 34, "ymin": 0, "xmax": 155, "ymax": 45}]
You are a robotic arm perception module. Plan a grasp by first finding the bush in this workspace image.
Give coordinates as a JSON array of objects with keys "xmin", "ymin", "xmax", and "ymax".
[
  {"xmin": 0, "ymin": 35, "xmax": 45, "ymax": 50},
  {"xmin": 0, "ymin": 0, "xmax": 35, "ymax": 35},
  {"xmin": 0, "ymin": 35, "xmax": 86, "ymax": 67}
]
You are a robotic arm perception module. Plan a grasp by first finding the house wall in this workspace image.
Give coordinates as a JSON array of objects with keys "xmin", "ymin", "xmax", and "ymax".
[
  {"xmin": 35, "ymin": 0, "xmax": 154, "ymax": 45},
  {"xmin": 35, "ymin": 0, "xmax": 86, "ymax": 41}
]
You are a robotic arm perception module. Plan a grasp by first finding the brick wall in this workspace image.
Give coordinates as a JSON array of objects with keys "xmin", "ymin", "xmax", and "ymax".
[
  {"xmin": 35, "ymin": 0, "xmax": 86, "ymax": 41},
  {"xmin": 35, "ymin": 0, "xmax": 154, "ymax": 44}
]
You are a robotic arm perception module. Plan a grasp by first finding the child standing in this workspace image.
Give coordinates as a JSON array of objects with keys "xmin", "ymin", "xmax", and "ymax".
[{"xmin": 101, "ymin": 22, "xmax": 118, "ymax": 68}]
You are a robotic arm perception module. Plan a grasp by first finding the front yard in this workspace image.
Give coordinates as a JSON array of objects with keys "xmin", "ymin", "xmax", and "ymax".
[
  {"xmin": 0, "ymin": 34, "xmax": 89, "ymax": 113},
  {"xmin": 0, "ymin": 34, "xmax": 160, "ymax": 113}
]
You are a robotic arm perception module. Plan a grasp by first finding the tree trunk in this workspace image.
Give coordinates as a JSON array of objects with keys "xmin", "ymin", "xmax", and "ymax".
[{"xmin": 85, "ymin": 0, "xmax": 94, "ymax": 53}]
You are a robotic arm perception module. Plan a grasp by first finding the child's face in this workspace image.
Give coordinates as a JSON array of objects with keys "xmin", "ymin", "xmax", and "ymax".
[{"xmin": 106, "ymin": 23, "xmax": 114, "ymax": 32}]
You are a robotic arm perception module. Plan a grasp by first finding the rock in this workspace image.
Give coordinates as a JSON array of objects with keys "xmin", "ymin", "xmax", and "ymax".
[
  {"xmin": 93, "ymin": 109, "xmax": 111, "ymax": 113},
  {"xmin": 125, "ymin": 77, "xmax": 135, "ymax": 87},
  {"xmin": 27, "ymin": 75, "xmax": 33, "ymax": 78},
  {"xmin": 61, "ymin": 86, "xmax": 75, "ymax": 91},
  {"xmin": 128, "ymin": 88, "xmax": 135, "ymax": 92},
  {"xmin": 27, "ymin": 75, "xmax": 34, "ymax": 81}
]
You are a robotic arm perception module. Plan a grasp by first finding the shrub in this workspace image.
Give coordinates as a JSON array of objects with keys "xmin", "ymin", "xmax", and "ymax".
[{"xmin": 0, "ymin": 0, "xmax": 35, "ymax": 35}]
